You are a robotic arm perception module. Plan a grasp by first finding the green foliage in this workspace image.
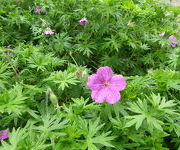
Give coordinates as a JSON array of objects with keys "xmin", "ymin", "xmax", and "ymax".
[
  {"xmin": 0, "ymin": 63, "xmax": 12, "ymax": 90},
  {"xmin": 78, "ymin": 118, "xmax": 115, "ymax": 150},
  {"xmin": 45, "ymin": 70, "xmax": 79, "ymax": 90},
  {"xmin": 125, "ymin": 93, "xmax": 177, "ymax": 131},
  {"xmin": 0, "ymin": 84, "xmax": 27, "ymax": 115},
  {"xmin": 0, "ymin": 0, "xmax": 179, "ymax": 73}
]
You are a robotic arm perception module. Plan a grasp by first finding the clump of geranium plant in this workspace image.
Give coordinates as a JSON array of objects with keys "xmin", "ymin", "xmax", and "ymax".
[{"xmin": 0, "ymin": 0, "xmax": 179, "ymax": 150}]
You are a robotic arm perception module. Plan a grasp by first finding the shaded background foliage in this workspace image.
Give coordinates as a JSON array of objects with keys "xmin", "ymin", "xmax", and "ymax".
[
  {"xmin": 0, "ymin": 0, "xmax": 180, "ymax": 149},
  {"xmin": 1, "ymin": 0, "xmax": 179, "ymax": 74}
]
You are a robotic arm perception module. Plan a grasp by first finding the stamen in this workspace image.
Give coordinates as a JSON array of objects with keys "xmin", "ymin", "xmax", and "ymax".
[{"xmin": 103, "ymin": 81, "xmax": 109, "ymax": 88}]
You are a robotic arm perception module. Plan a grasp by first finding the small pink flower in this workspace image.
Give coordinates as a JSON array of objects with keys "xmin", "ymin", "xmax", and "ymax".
[
  {"xmin": 171, "ymin": 43, "xmax": 177, "ymax": 47},
  {"xmin": 79, "ymin": 18, "xmax": 88, "ymax": 26},
  {"xmin": 44, "ymin": 30, "xmax": 55, "ymax": 35},
  {"xmin": 4, "ymin": 46, "xmax": 14, "ymax": 55},
  {"xmin": 169, "ymin": 35, "xmax": 177, "ymax": 47},
  {"xmin": 159, "ymin": 32, "xmax": 165, "ymax": 37},
  {"xmin": 87, "ymin": 66, "xmax": 126, "ymax": 104},
  {"xmin": 0, "ymin": 129, "xmax": 9, "ymax": 141},
  {"xmin": 169, "ymin": 35, "xmax": 177, "ymax": 42},
  {"xmin": 35, "ymin": 6, "xmax": 41, "ymax": 14},
  {"xmin": 6, "ymin": 46, "xmax": 13, "ymax": 49}
]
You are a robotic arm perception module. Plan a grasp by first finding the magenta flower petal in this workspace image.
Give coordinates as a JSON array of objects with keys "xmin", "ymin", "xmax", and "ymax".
[
  {"xmin": 0, "ymin": 129, "xmax": 9, "ymax": 141},
  {"xmin": 91, "ymin": 89, "xmax": 106, "ymax": 103},
  {"xmin": 171, "ymin": 39, "xmax": 177, "ymax": 43},
  {"xmin": 96, "ymin": 66, "xmax": 113, "ymax": 81},
  {"xmin": 87, "ymin": 74, "xmax": 103, "ymax": 91},
  {"xmin": 44, "ymin": 30, "xmax": 55, "ymax": 35},
  {"xmin": 169, "ymin": 35, "xmax": 177, "ymax": 42},
  {"xmin": 79, "ymin": 18, "xmax": 88, "ymax": 26},
  {"xmin": 105, "ymin": 88, "xmax": 121, "ymax": 104},
  {"xmin": 171, "ymin": 43, "xmax": 177, "ymax": 47},
  {"xmin": 35, "ymin": 6, "xmax": 41, "ymax": 14},
  {"xmin": 169, "ymin": 35, "xmax": 176, "ymax": 41},
  {"xmin": 169, "ymin": 35, "xmax": 178, "ymax": 47},
  {"xmin": 91, "ymin": 88, "xmax": 120, "ymax": 104},
  {"xmin": 110, "ymin": 75, "xmax": 126, "ymax": 91}
]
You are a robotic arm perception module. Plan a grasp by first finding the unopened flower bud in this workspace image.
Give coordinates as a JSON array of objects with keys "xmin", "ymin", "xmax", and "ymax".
[{"xmin": 49, "ymin": 90, "xmax": 58, "ymax": 107}]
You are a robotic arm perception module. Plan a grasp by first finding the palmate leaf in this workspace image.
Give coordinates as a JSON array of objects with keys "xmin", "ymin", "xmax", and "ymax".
[
  {"xmin": 0, "ymin": 62, "xmax": 12, "ymax": 89},
  {"xmin": 174, "ymin": 124, "xmax": 180, "ymax": 137},
  {"xmin": 146, "ymin": 117, "xmax": 164, "ymax": 131},
  {"xmin": 0, "ymin": 84, "xmax": 27, "ymax": 115},
  {"xmin": 0, "ymin": 127, "xmax": 52, "ymax": 150},
  {"xmin": 27, "ymin": 53, "xmax": 64, "ymax": 72},
  {"xmin": 167, "ymin": 79, "xmax": 180, "ymax": 91},
  {"xmin": 53, "ymin": 33, "xmax": 72, "ymax": 52},
  {"xmin": 0, "ymin": 63, "xmax": 12, "ymax": 79},
  {"xmin": 103, "ymin": 35, "xmax": 120, "ymax": 52},
  {"xmin": 126, "ymin": 115, "xmax": 145, "ymax": 130},
  {"xmin": 150, "ymin": 69, "xmax": 180, "ymax": 91},
  {"xmin": 91, "ymin": 131, "xmax": 116, "ymax": 147},
  {"xmin": 33, "ymin": 114, "xmax": 68, "ymax": 135},
  {"xmin": 125, "ymin": 93, "xmax": 177, "ymax": 131},
  {"xmin": 126, "ymin": 114, "xmax": 164, "ymax": 131},
  {"xmin": 79, "ymin": 118, "xmax": 115, "ymax": 149},
  {"xmin": 148, "ymin": 93, "xmax": 177, "ymax": 115},
  {"xmin": 127, "ymin": 98, "xmax": 148, "ymax": 114},
  {"xmin": 167, "ymin": 48, "xmax": 180, "ymax": 70},
  {"xmin": 45, "ymin": 71, "xmax": 79, "ymax": 90},
  {"xmin": 71, "ymin": 97, "xmax": 100, "ymax": 115},
  {"xmin": 0, "ymin": 128, "xmax": 27, "ymax": 150},
  {"xmin": 74, "ymin": 41, "xmax": 96, "ymax": 57},
  {"xmin": 0, "ymin": 80, "xmax": 7, "ymax": 90}
]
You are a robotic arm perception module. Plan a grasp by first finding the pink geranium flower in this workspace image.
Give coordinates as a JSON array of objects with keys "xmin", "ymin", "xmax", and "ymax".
[
  {"xmin": 0, "ymin": 129, "xmax": 9, "ymax": 141},
  {"xmin": 4, "ymin": 45, "xmax": 14, "ymax": 55},
  {"xmin": 159, "ymin": 32, "xmax": 165, "ymax": 37},
  {"xmin": 169, "ymin": 35, "xmax": 177, "ymax": 42},
  {"xmin": 6, "ymin": 46, "xmax": 13, "ymax": 49},
  {"xmin": 171, "ymin": 43, "xmax": 177, "ymax": 47},
  {"xmin": 169, "ymin": 35, "xmax": 177, "ymax": 47},
  {"xmin": 44, "ymin": 30, "xmax": 55, "ymax": 35},
  {"xmin": 35, "ymin": 6, "xmax": 41, "ymax": 14},
  {"xmin": 79, "ymin": 18, "xmax": 88, "ymax": 26},
  {"xmin": 87, "ymin": 66, "xmax": 126, "ymax": 104}
]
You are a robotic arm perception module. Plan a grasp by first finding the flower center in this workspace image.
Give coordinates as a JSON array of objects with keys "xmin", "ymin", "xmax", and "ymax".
[{"xmin": 103, "ymin": 81, "xmax": 109, "ymax": 88}]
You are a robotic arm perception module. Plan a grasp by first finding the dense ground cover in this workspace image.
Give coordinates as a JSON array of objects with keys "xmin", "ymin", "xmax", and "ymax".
[{"xmin": 0, "ymin": 0, "xmax": 180, "ymax": 149}]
